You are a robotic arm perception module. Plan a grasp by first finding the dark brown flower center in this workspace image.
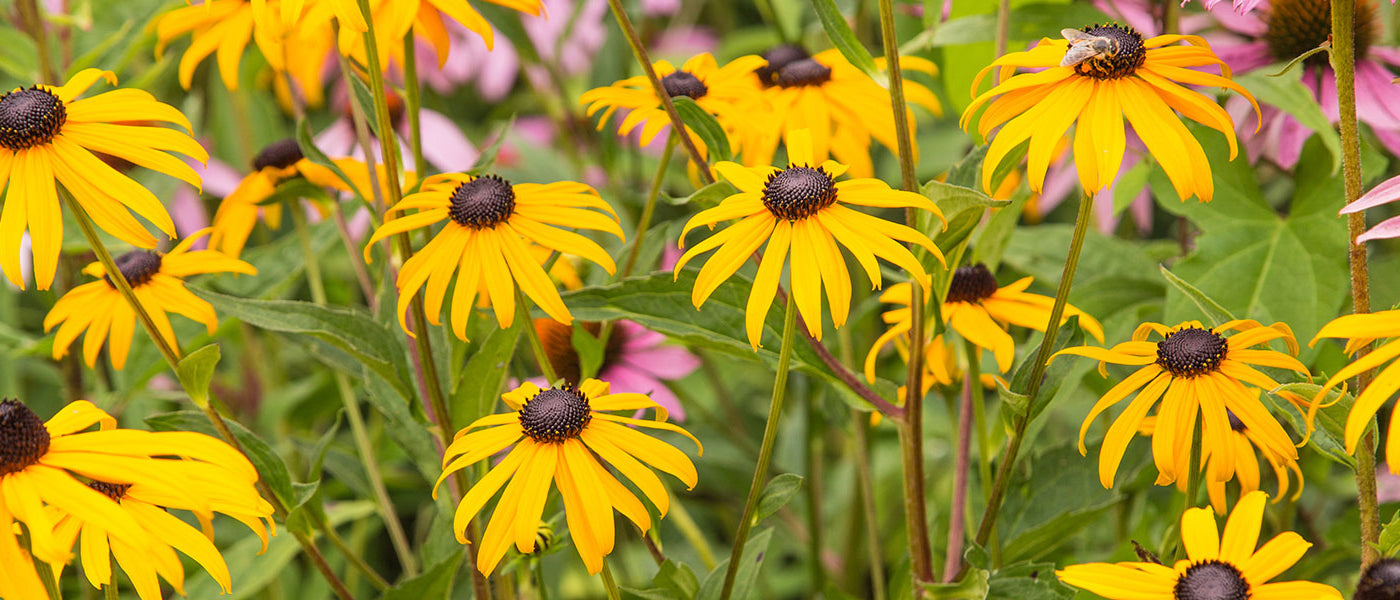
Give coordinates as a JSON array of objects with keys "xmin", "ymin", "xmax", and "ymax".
[
  {"xmin": 1069, "ymin": 24, "xmax": 1146, "ymax": 80},
  {"xmin": 1174, "ymin": 561, "xmax": 1249, "ymax": 600},
  {"xmin": 1357, "ymin": 558, "xmax": 1400, "ymax": 600},
  {"xmin": 946, "ymin": 264, "xmax": 999, "ymax": 304},
  {"xmin": 88, "ymin": 481, "xmax": 132, "ymax": 502},
  {"xmin": 0, "ymin": 87, "xmax": 66, "ymax": 151},
  {"xmin": 536, "ymin": 320, "xmax": 626, "ymax": 386},
  {"xmin": 449, "ymin": 175, "xmax": 516, "ymax": 229},
  {"xmin": 252, "ymin": 138, "xmax": 304, "ymax": 171},
  {"xmin": 756, "ymin": 44, "xmax": 811, "ymax": 86},
  {"xmin": 105, "ymin": 250, "xmax": 162, "ymax": 288},
  {"xmin": 1157, "ymin": 327, "xmax": 1228, "ymax": 378},
  {"xmin": 762, "ymin": 165, "xmax": 837, "ymax": 220},
  {"xmin": 1264, "ymin": 0, "xmax": 1375, "ymax": 65},
  {"xmin": 519, "ymin": 385, "xmax": 592, "ymax": 443},
  {"xmin": 775, "ymin": 58, "xmax": 833, "ymax": 88},
  {"xmin": 661, "ymin": 70, "xmax": 708, "ymax": 99},
  {"xmin": 0, "ymin": 399, "xmax": 51, "ymax": 476}
]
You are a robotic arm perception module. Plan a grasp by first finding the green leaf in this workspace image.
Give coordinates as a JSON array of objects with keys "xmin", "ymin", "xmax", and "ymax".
[
  {"xmin": 672, "ymin": 96, "xmax": 731, "ymax": 162},
  {"xmin": 1378, "ymin": 509, "xmax": 1400, "ymax": 557},
  {"xmin": 296, "ymin": 119, "xmax": 359, "ymax": 198},
  {"xmin": 920, "ymin": 569, "xmax": 990, "ymax": 599},
  {"xmin": 175, "ymin": 344, "xmax": 221, "ymax": 409},
  {"xmin": 999, "ymin": 440, "xmax": 1125, "ymax": 564},
  {"xmin": 697, "ymin": 528, "xmax": 774, "ymax": 600},
  {"xmin": 1158, "ymin": 265, "xmax": 1235, "ymax": 327},
  {"xmin": 449, "ymin": 321, "xmax": 522, "ymax": 430},
  {"xmin": 672, "ymin": 179, "xmax": 738, "ymax": 207},
  {"xmin": 810, "ymin": 0, "xmax": 881, "ymax": 79},
  {"xmin": 573, "ymin": 322, "xmax": 606, "ymax": 381},
  {"xmin": 1235, "ymin": 71, "xmax": 1342, "ymax": 174},
  {"xmin": 626, "ymin": 560, "xmax": 702, "ymax": 600},
  {"xmin": 382, "ymin": 551, "xmax": 466, "ymax": 600},
  {"xmin": 1271, "ymin": 382, "xmax": 1362, "ymax": 470},
  {"xmin": 987, "ymin": 562, "xmax": 1075, "ymax": 600},
  {"xmin": 365, "ymin": 366, "xmax": 444, "ymax": 481},
  {"xmin": 754, "ymin": 473, "xmax": 804, "ymax": 523},
  {"xmin": 145, "ymin": 411, "xmax": 296, "ymax": 509}
]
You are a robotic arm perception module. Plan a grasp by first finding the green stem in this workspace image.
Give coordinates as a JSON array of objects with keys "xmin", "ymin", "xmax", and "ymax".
[
  {"xmin": 291, "ymin": 207, "xmax": 417, "ymax": 579},
  {"xmin": 321, "ymin": 518, "xmax": 391, "ymax": 590},
  {"xmin": 1331, "ymin": 0, "xmax": 1380, "ymax": 570},
  {"xmin": 603, "ymin": 0, "xmax": 714, "ymax": 184},
  {"xmin": 517, "ymin": 290, "xmax": 560, "ymax": 384},
  {"xmin": 27, "ymin": 530, "xmax": 61, "ymax": 600},
  {"xmin": 17, "ymin": 0, "xmax": 56, "ymax": 84},
  {"xmin": 601, "ymin": 560, "xmax": 623, "ymax": 600},
  {"xmin": 535, "ymin": 559, "xmax": 551, "ymax": 600},
  {"xmin": 402, "ymin": 34, "xmax": 426, "ymax": 176},
  {"xmin": 104, "ymin": 555, "xmax": 117, "ymax": 600},
  {"xmin": 668, "ymin": 497, "xmax": 717, "ymax": 570},
  {"xmin": 966, "ymin": 345, "xmax": 999, "ymax": 565},
  {"xmin": 969, "ymin": 192, "xmax": 1094, "ymax": 559},
  {"xmin": 718, "ymin": 294, "xmax": 798, "ymax": 600},
  {"xmin": 1184, "ymin": 423, "xmax": 1202, "ymax": 513}
]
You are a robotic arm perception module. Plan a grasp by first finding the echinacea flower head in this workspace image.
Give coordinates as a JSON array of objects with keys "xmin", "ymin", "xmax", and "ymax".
[
  {"xmin": 0, "ymin": 69, "xmax": 207, "ymax": 290},
  {"xmin": 866, "ymin": 264, "xmax": 1104, "ymax": 375},
  {"xmin": 1055, "ymin": 320, "xmax": 1307, "ymax": 489},
  {"xmin": 535, "ymin": 319, "xmax": 700, "ymax": 420},
  {"xmin": 675, "ymin": 129, "xmax": 946, "ymax": 350},
  {"xmin": 1057, "ymin": 490, "xmax": 1342, "ymax": 600},
  {"xmin": 44, "ymin": 228, "xmax": 256, "ymax": 370},
  {"xmin": 210, "ymin": 138, "xmax": 413, "ymax": 258},
  {"xmin": 436, "ymin": 379, "xmax": 701, "ymax": 575},
  {"xmin": 333, "ymin": 0, "xmax": 542, "ymax": 69},
  {"xmin": 1357, "ymin": 558, "xmax": 1400, "ymax": 600},
  {"xmin": 961, "ymin": 24, "xmax": 1258, "ymax": 202},
  {"xmin": 364, "ymin": 173, "xmax": 622, "ymax": 339},
  {"xmin": 1309, "ymin": 310, "xmax": 1400, "ymax": 471},
  {"xmin": 579, "ymin": 53, "xmax": 767, "ymax": 157},
  {"xmin": 742, "ymin": 46, "xmax": 941, "ymax": 178},
  {"xmin": 0, "ymin": 399, "xmax": 273, "ymax": 599}
]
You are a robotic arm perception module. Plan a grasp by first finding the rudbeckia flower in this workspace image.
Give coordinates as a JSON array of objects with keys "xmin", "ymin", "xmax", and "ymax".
[
  {"xmin": 364, "ymin": 173, "xmax": 622, "ymax": 339},
  {"xmin": 153, "ymin": 0, "xmax": 333, "ymax": 106},
  {"xmin": 44, "ymin": 228, "xmax": 256, "ymax": 370},
  {"xmin": 0, "ymin": 69, "xmax": 207, "ymax": 290},
  {"xmin": 1310, "ymin": 310, "xmax": 1400, "ymax": 471},
  {"xmin": 534, "ymin": 319, "xmax": 701, "ymax": 420},
  {"xmin": 0, "ymin": 399, "xmax": 271, "ymax": 599},
  {"xmin": 865, "ymin": 263, "xmax": 1104, "ymax": 375},
  {"xmin": 436, "ymin": 379, "xmax": 701, "ymax": 575},
  {"xmin": 960, "ymin": 23, "xmax": 1259, "ymax": 202},
  {"xmin": 1058, "ymin": 491, "xmax": 1342, "ymax": 600},
  {"xmin": 744, "ymin": 46, "xmax": 942, "ymax": 178},
  {"xmin": 1055, "ymin": 320, "xmax": 1307, "ymax": 489},
  {"xmin": 676, "ymin": 129, "xmax": 946, "ymax": 350},
  {"xmin": 209, "ymin": 138, "xmax": 413, "ymax": 258},
  {"xmin": 1139, "ymin": 397, "xmax": 1304, "ymax": 515},
  {"xmin": 580, "ymin": 53, "xmax": 767, "ymax": 157}
]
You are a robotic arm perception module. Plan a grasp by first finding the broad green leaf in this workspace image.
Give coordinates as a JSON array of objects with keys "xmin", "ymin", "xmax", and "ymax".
[
  {"xmin": 1159, "ymin": 265, "xmax": 1235, "ymax": 327},
  {"xmin": 382, "ymin": 550, "xmax": 465, "ymax": 600},
  {"xmin": 672, "ymin": 179, "xmax": 739, "ymax": 207},
  {"xmin": 987, "ymin": 562, "xmax": 1074, "ymax": 600},
  {"xmin": 175, "ymin": 344, "xmax": 221, "ymax": 409},
  {"xmin": 999, "ymin": 440, "xmax": 1126, "ymax": 564},
  {"xmin": 449, "ymin": 321, "xmax": 522, "ymax": 430},
  {"xmin": 1271, "ymin": 382, "xmax": 1362, "ymax": 470},
  {"xmin": 697, "ymin": 528, "xmax": 774, "ymax": 600},
  {"xmin": 673, "ymin": 96, "xmax": 731, "ymax": 162},
  {"xmin": 754, "ymin": 473, "xmax": 804, "ymax": 523},
  {"xmin": 810, "ymin": 0, "xmax": 880, "ymax": 79}
]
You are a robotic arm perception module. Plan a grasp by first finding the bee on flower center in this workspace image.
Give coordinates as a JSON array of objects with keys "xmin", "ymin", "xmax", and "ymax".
[{"xmin": 1060, "ymin": 24, "xmax": 1146, "ymax": 80}]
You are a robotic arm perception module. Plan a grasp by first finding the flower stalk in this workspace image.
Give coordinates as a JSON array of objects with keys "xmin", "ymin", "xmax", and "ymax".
[{"xmin": 944, "ymin": 341, "xmax": 979, "ymax": 580}]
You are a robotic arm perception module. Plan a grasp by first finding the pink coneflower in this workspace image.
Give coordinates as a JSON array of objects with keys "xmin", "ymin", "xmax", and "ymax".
[
  {"xmin": 1208, "ymin": 0, "xmax": 1400, "ymax": 167},
  {"xmin": 417, "ymin": 19, "xmax": 520, "ymax": 102},
  {"xmin": 534, "ymin": 319, "xmax": 699, "ymax": 421},
  {"xmin": 315, "ymin": 85, "xmax": 480, "ymax": 174}
]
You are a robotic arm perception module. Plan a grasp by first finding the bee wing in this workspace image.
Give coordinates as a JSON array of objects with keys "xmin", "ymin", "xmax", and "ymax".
[
  {"xmin": 1060, "ymin": 45, "xmax": 1098, "ymax": 68},
  {"xmin": 1061, "ymin": 28, "xmax": 1094, "ymax": 42}
]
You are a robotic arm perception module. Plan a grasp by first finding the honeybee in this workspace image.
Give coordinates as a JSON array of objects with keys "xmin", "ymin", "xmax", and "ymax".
[{"xmin": 1060, "ymin": 28, "xmax": 1120, "ymax": 68}]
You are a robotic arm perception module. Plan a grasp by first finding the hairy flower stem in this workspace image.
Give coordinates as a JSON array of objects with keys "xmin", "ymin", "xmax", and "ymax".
[
  {"xmin": 877, "ymin": 0, "xmax": 936, "ymax": 587},
  {"xmin": 944, "ymin": 342, "xmax": 980, "ymax": 580},
  {"xmin": 62, "ymin": 190, "xmax": 357, "ymax": 600},
  {"xmin": 969, "ymin": 192, "xmax": 1094, "ymax": 565},
  {"xmin": 719, "ymin": 295, "xmax": 798, "ymax": 600},
  {"xmin": 604, "ymin": 0, "xmax": 714, "ymax": 184},
  {"xmin": 1331, "ymin": 0, "xmax": 1380, "ymax": 569},
  {"xmin": 292, "ymin": 208, "xmax": 417, "ymax": 578}
]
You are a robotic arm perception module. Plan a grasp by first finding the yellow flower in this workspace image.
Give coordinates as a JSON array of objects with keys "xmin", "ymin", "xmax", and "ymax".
[
  {"xmin": 866, "ymin": 263, "xmax": 1104, "ymax": 376},
  {"xmin": 1057, "ymin": 491, "xmax": 1342, "ymax": 600},
  {"xmin": 580, "ymin": 53, "xmax": 767, "ymax": 157},
  {"xmin": 960, "ymin": 24, "xmax": 1258, "ymax": 202},
  {"xmin": 0, "ymin": 69, "xmax": 207, "ymax": 290},
  {"xmin": 676, "ymin": 128, "xmax": 945, "ymax": 350},
  {"xmin": 44, "ymin": 228, "xmax": 256, "ymax": 370},
  {"xmin": 1310, "ymin": 310, "xmax": 1400, "ymax": 471},
  {"xmin": 1055, "ymin": 320, "xmax": 1307, "ymax": 489},
  {"xmin": 745, "ymin": 46, "xmax": 941, "ymax": 178},
  {"xmin": 364, "ymin": 173, "xmax": 622, "ymax": 339},
  {"xmin": 210, "ymin": 138, "xmax": 414, "ymax": 258},
  {"xmin": 437, "ymin": 379, "xmax": 700, "ymax": 575},
  {"xmin": 333, "ymin": 0, "xmax": 542, "ymax": 69},
  {"xmin": 153, "ymin": 0, "xmax": 332, "ymax": 106},
  {"xmin": 0, "ymin": 399, "xmax": 273, "ymax": 599}
]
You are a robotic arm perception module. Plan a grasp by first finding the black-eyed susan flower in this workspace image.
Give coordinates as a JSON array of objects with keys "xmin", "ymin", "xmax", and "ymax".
[
  {"xmin": 209, "ymin": 138, "xmax": 412, "ymax": 258},
  {"xmin": 1057, "ymin": 490, "xmax": 1342, "ymax": 600},
  {"xmin": 44, "ymin": 228, "xmax": 255, "ymax": 370},
  {"xmin": 1055, "ymin": 320, "xmax": 1308, "ymax": 489},
  {"xmin": 153, "ymin": 0, "xmax": 332, "ymax": 106},
  {"xmin": 363, "ymin": 173, "xmax": 622, "ymax": 340},
  {"xmin": 960, "ymin": 24, "xmax": 1259, "ymax": 202},
  {"xmin": 0, "ymin": 399, "xmax": 272, "ymax": 598},
  {"xmin": 676, "ymin": 128, "xmax": 946, "ymax": 350},
  {"xmin": 1357, "ymin": 558, "xmax": 1400, "ymax": 600},
  {"xmin": 865, "ymin": 263, "xmax": 1104, "ymax": 376},
  {"xmin": 0, "ymin": 69, "xmax": 207, "ymax": 290},
  {"xmin": 864, "ymin": 333, "xmax": 1007, "ymax": 426},
  {"xmin": 1139, "ymin": 399, "xmax": 1304, "ymax": 515},
  {"xmin": 745, "ymin": 46, "xmax": 942, "ymax": 178},
  {"xmin": 580, "ymin": 53, "xmax": 767, "ymax": 156},
  {"xmin": 436, "ymin": 379, "xmax": 700, "ymax": 575},
  {"xmin": 1310, "ymin": 310, "xmax": 1400, "ymax": 470}
]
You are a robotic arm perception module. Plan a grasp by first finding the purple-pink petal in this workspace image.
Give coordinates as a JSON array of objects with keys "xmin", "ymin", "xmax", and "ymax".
[
  {"xmin": 1357, "ymin": 214, "xmax": 1400, "ymax": 243},
  {"xmin": 603, "ymin": 364, "xmax": 686, "ymax": 421},
  {"xmin": 1342, "ymin": 174, "xmax": 1400, "ymax": 214}
]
